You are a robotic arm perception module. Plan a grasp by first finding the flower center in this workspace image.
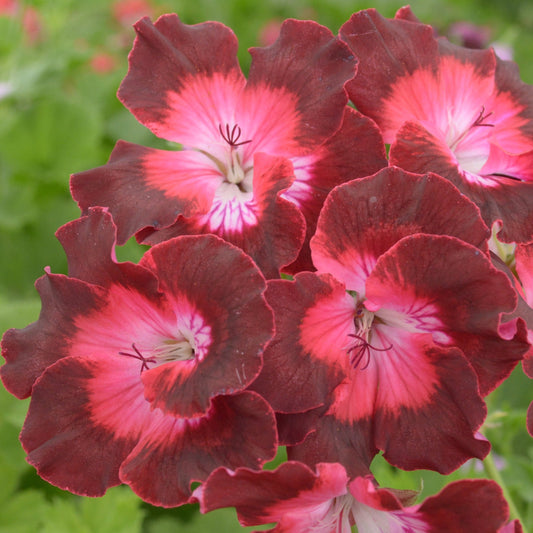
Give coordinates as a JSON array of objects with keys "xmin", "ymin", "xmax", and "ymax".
[
  {"xmin": 119, "ymin": 338, "xmax": 195, "ymax": 374},
  {"xmin": 448, "ymin": 105, "xmax": 495, "ymax": 152},
  {"xmin": 309, "ymin": 494, "xmax": 355, "ymax": 532},
  {"xmin": 218, "ymin": 122, "xmax": 253, "ymax": 191},
  {"xmin": 346, "ymin": 303, "xmax": 391, "ymax": 370}
]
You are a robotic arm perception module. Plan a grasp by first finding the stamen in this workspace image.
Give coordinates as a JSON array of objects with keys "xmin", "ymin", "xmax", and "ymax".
[
  {"xmin": 219, "ymin": 123, "xmax": 252, "ymax": 147},
  {"xmin": 118, "ymin": 343, "xmax": 156, "ymax": 374},
  {"xmin": 471, "ymin": 106, "xmax": 495, "ymax": 128},
  {"xmin": 346, "ymin": 333, "xmax": 392, "ymax": 369}
]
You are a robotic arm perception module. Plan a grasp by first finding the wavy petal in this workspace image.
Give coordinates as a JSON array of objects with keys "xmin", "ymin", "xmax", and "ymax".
[
  {"xmin": 118, "ymin": 15, "xmax": 245, "ymax": 144},
  {"xmin": 120, "ymin": 392, "xmax": 277, "ymax": 507},
  {"xmin": 311, "ymin": 167, "xmax": 489, "ymax": 292}
]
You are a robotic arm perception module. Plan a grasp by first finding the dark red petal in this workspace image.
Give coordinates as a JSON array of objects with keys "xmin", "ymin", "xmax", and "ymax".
[
  {"xmin": 276, "ymin": 408, "xmax": 322, "ymax": 446},
  {"xmin": 20, "ymin": 355, "xmax": 150, "ymax": 497},
  {"xmin": 417, "ymin": 479, "xmax": 509, "ymax": 532},
  {"xmin": 139, "ymin": 153, "xmax": 306, "ymax": 279},
  {"xmin": 71, "ymin": 142, "xmax": 220, "ymax": 245},
  {"xmin": 198, "ymin": 462, "xmax": 348, "ymax": 530},
  {"xmin": 251, "ymin": 273, "xmax": 351, "ymax": 414},
  {"xmin": 371, "ymin": 348, "xmax": 490, "ymax": 473},
  {"xmin": 340, "ymin": 8, "xmax": 437, "ymax": 141},
  {"xmin": 56, "ymin": 206, "xmax": 159, "ymax": 289},
  {"xmin": 366, "ymin": 234, "xmax": 526, "ymax": 395},
  {"xmin": 120, "ymin": 392, "xmax": 277, "ymax": 507},
  {"xmin": 118, "ymin": 15, "xmax": 245, "ymax": 143},
  {"xmin": 287, "ymin": 412, "xmax": 375, "ymax": 479},
  {"xmin": 285, "ymin": 107, "xmax": 388, "ymax": 273},
  {"xmin": 247, "ymin": 19, "xmax": 356, "ymax": 154},
  {"xmin": 390, "ymin": 121, "xmax": 533, "ymax": 244},
  {"xmin": 1, "ymin": 273, "xmax": 104, "ymax": 398},
  {"xmin": 293, "ymin": 333, "xmax": 489, "ymax": 475},
  {"xmin": 139, "ymin": 234, "xmax": 273, "ymax": 417},
  {"xmin": 311, "ymin": 166, "xmax": 489, "ymax": 291}
]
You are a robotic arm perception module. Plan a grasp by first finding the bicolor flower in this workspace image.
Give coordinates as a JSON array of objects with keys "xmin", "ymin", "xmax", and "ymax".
[
  {"xmin": 71, "ymin": 14, "xmax": 387, "ymax": 276},
  {"xmin": 340, "ymin": 7, "xmax": 533, "ymax": 243},
  {"xmin": 195, "ymin": 461, "xmax": 511, "ymax": 532},
  {"xmin": 0, "ymin": 208, "xmax": 277, "ymax": 506},
  {"xmin": 252, "ymin": 168, "xmax": 528, "ymax": 474}
]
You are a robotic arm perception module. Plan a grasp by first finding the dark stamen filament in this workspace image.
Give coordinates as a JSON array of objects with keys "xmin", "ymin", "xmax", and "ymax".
[
  {"xmin": 118, "ymin": 343, "xmax": 156, "ymax": 374},
  {"xmin": 346, "ymin": 333, "xmax": 392, "ymax": 370},
  {"xmin": 472, "ymin": 106, "xmax": 495, "ymax": 128},
  {"xmin": 219, "ymin": 123, "xmax": 252, "ymax": 147}
]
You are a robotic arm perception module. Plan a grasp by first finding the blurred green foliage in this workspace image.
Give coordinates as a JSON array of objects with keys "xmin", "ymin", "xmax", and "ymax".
[{"xmin": 1, "ymin": 0, "xmax": 532, "ymax": 531}]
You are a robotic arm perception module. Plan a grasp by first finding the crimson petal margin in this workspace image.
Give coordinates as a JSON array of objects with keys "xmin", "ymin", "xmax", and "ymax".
[{"xmin": 246, "ymin": 18, "xmax": 357, "ymax": 155}]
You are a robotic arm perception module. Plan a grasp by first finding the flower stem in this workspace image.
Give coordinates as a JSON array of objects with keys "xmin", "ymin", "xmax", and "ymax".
[{"xmin": 483, "ymin": 451, "xmax": 527, "ymax": 531}]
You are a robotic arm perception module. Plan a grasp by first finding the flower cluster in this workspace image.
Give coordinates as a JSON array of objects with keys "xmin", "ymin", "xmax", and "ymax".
[{"xmin": 1, "ymin": 5, "xmax": 532, "ymax": 532}]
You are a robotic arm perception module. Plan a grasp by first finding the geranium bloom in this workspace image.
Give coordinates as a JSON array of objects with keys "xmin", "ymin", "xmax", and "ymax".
[
  {"xmin": 252, "ymin": 167, "xmax": 528, "ymax": 474},
  {"xmin": 340, "ymin": 7, "xmax": 533, "ymax": 243},
  {"xmin": 195, "ymin": 461, "xmax": 511, "ymax": 532},
  {"xmin": 71, "ymin": 14, "xmax": 388, "ymax": 276},
  {"xmin": 0, "ymin": 208, "xmax": 277, "ymax": 507}
]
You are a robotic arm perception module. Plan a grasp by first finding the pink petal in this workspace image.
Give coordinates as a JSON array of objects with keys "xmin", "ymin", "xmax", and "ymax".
[
  {"xmin": 366, "ymin": 233, "xmax": 525, "ymax": 395},
  {"xmin": 21, "ymin": 355, "xmax": 151, "ymax": 497},
  {"xmin": 416, "ymin": 479, "xmax": 509, "ymax": 531},
  {"xmin": 71, "ymin": 142, "xmax": 221, "ymax": 245},
  {"xmin": 246, "ymin": 19, "xmax": 356, "ymax": 154},
  {"xmin": 136, "ymin": 234, "xmax": 273, "ymax": 417},
  {"xmin": 251, "ymin": 273, "xmax": 353, "ymax": 414},
  {"xmin": 311, "ymin": 167, "xmax": 489, "ymax": 291},
  {"xmin": 198, "ymin": 462, "xmax": 349, "ymax": 532},
  {"xmin": 348, "ymin": 477, "xmax": 509, "ymax": 532},
  {"xmin": 285, "ymin": 107, "xmax": 387, "ymax": 273},
  {"xmin": 1, "ymin": 273, "xmax": 103, "ymax": 398},
  {"xmin": 391, "ymin": 121, "xmax": 533, "ymax": 243},
  {"xmin": 118, "ymin": 15, "xmax": 245, "ymax": 144},
  {"xmin": 340, "ymin": 9, "xmax": 438, "ymax": 143}
]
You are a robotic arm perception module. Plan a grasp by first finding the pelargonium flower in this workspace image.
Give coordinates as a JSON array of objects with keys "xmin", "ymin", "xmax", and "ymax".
[
  {"xmin": 71, "ymin": 14, "xmax": 387, "ymax": 276},
  {"xmin": 340, "ymin": 7, "xmax": 533, "ymax": 243},
  {"xmin": 252, "ymin": 167, "xmax": 528, "ymax": 474},
  {"xmin": 0, "ymin": 207, "xmax": 277, "ymax": 507},
  {"xmin": 195, "ymin": 461, "xmax": 511, "ymax": 532}
]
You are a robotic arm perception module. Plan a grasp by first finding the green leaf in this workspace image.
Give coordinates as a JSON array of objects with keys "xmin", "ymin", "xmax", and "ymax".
[
  {"xmin": 0, "ymin": 490, "xmax": 49, "ymax": 533},
  {"xmin": 41, "ymin": 487, "xmax": 144, "ymax": 533}
]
